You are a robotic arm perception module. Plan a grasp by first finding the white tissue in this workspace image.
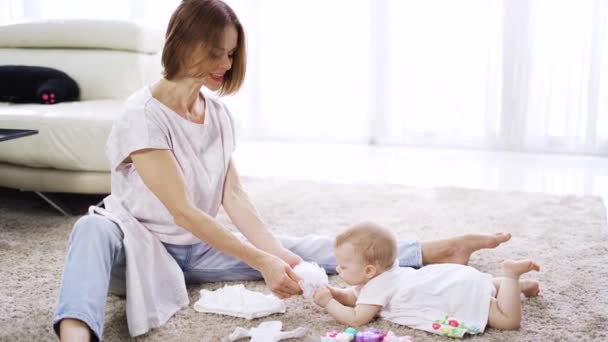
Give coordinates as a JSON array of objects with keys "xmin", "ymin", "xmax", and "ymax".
[
  {"xmin": 193, "ymin": 284, "xmax": 285, "ymax": 319},
  {"xmin": 293, "ymin": 262, "xmax": 329, "ymax": 299},
  {"xmin": 229, "ymin": 321, "xmax": 306, "ymax": 342}
]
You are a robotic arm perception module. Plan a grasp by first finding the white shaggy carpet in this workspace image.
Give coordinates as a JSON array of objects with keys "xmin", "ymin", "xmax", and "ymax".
[{"xmin": 1, "ymin": 178, "xmax": 607, "ymax": 341}]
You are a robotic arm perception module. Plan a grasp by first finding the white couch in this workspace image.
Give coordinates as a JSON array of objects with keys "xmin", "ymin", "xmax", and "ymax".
[{"xmin": 0, "ymin": 20, "xmax": 163, "ymax": 195}]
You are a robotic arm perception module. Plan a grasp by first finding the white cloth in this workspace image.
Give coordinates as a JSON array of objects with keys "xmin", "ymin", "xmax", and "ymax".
[
  {"xmin": 193, "ymin": 284, "xmax": 286, "ymax": 320},
  {"xmin": 88, "ymin": 204, "xmax": 189, "ymax": 337},
  {"xmin": 356, "ymin": 263, "xmax": 496, "ymax": 338},
  {"xmin": 292, "ymin": 262, "xmax": 328, "ymax": 299},
  {"xmin": 105, "ymin": 85, "xmax": 236, "ymax": 245},
  {"xmin": 228, "ymin": 321, "xmax": 306, "ymax": 342}
]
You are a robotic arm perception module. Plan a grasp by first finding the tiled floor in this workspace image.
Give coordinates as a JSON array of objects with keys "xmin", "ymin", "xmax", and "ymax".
[{"xmin": 233, "ymin": 141, "xmax": 608, "ymax": 213}]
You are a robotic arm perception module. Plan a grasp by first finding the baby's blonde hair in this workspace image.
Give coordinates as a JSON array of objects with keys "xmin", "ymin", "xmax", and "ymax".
[{"xmin": 335, "ymin": 222, "xmax": 397, "ymax": 271}]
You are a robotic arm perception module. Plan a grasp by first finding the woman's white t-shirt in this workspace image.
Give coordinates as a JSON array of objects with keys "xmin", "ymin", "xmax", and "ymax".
[{"xmin": 105, "ymin": 86, "xmax": 236, "ymax": 245}]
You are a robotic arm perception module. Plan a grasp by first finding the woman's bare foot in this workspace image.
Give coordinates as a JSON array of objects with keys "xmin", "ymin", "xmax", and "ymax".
[
  {"xmin": 520, "ymin": 279, "xmax": 541, "ymax": 297},
  {"xmin": 421, "ymin": 233, "xmax": 512, "ymax": 265},
  {"xmin": 451, "ymin": 233, "xmax": 512, "ymax": 264},
  {"xmin": 502, "ymin": 259, "xmax": 540, "ymax": 279}
]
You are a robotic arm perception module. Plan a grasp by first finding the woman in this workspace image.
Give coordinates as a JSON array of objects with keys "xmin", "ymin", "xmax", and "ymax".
[{"xmin": 52, "ymin": 0, "xmax": 510, "ymax": 340}]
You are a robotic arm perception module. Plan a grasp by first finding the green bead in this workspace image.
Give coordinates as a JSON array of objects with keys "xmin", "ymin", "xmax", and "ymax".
[{"xmin": 345, "ymin": 327, "xmax": 358, "ymax": 337}]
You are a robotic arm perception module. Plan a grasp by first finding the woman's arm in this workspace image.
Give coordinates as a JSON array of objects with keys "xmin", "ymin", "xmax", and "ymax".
[
  {"xmin": 314, "ymin": 286, "xmax": 381, "ymax": 327},
  {"xmin": 221, "ymin": 158, "xmax": 303, "ymax": 267},
  {"xmin": 130, "ymin": 149, "xmax": 301, "ymax": 298}
]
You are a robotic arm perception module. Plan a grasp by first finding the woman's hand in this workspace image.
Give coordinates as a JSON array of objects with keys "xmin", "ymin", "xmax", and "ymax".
[
  {"xmin": 275, "ymin": 247, "xmax": 303, "ymax": 268},
  {"xmin": 258, "ymin": 254, "xmax": 303, "ymax": 299},
  {"xmin": 313, "ymin": 285, "xmax": 333, "ymax": 307}
]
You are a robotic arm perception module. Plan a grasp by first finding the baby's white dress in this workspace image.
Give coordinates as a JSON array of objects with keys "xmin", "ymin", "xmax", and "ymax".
[{"xmin": 356, "ymin": 263, "xmax": 496, "ymax": 338}]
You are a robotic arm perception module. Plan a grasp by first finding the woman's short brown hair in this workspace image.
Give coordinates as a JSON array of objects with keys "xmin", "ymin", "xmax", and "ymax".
[{"xmin": 162, "ymin": 0, "xmax": 246, "ymax": 95}]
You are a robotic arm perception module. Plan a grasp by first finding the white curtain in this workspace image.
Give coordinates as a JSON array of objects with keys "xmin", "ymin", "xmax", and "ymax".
[{"xmin": 2, "ymin": 0, "xmax": 607, "ymax": 156}]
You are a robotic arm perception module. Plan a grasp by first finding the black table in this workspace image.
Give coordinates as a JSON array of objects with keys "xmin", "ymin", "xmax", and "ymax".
[{"xmin": 0, "ymin": 128, "xmax": 39, "ymax": 142}]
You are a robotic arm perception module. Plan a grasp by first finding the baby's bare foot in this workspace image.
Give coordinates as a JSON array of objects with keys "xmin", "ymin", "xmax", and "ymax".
[
  {"xmin": 453, "ymin": 233, "xmax": 512, "ymax": 264},
  {"xmin": 520, "ymin": 279, "xmax": 540, "ymax": 297},
  {"xmin": 502, "ymin": 259, "xmax": 540, "ymax": 279}
]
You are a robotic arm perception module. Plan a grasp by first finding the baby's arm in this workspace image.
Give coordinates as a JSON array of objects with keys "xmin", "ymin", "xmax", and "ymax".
[
  {"xmin": 328, "ymin": 285, "xmax": 358, "ymax": 307},
  {"xmin": 314, "ymin": 286, "xmax": 381, "ymax": 327},
  {"xmin": 325, "ymin": 300, "xmax": 381, "ymax": 327}
]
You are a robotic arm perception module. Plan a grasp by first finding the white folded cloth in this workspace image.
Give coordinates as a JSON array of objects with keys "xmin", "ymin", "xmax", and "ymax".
[
  {"xmin": 229, "ymin": 321, "xmax": 306, "ymax": 342},
  {"xmin": 193, "ymin": 284, "xmax": 286, "ymax": 319}
]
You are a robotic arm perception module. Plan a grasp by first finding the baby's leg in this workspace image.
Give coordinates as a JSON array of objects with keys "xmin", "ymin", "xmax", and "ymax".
[
  {"xmin": 488, "ymin": 259, "xmax": 540, "ymax": 330},
  {"xmin": 492, "ymin": 278, "xmax": 540, "ymax": 298}
]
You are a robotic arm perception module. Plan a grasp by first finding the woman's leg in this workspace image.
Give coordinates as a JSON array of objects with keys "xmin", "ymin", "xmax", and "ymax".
[
  {"xmin": 420, "ymin": 233, "xmax": 512, "ymax": 265},
  {"xmin": 52, "ymin": 215, "xmax": 125, "ymax": 342},
  {"xmin": 181, "ymin": 234, "xmax": 423, "ymax": 283},
  {"xmin": 277, "ymin": 235, "xmax": 424, "ymax": 271},
  {"xmin": 177, "ymin": 235, "xmax": 262, "ymax": 283},
  {"xmin": 182, "ymin": 232, "xmax": 512, "ymax": 283}
]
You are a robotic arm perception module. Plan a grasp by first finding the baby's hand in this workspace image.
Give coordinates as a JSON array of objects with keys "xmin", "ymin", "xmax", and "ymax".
[
  {"xmin": 327, "ymin": 285, "xmax": 342, "ymax": 298},
  {"xmin": 313, "ymin": 285, "xmax": 333, "ymax": 307}
]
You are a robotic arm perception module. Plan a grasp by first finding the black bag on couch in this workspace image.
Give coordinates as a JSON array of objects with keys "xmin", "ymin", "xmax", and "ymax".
[{"xmin": 0, "ymin": 65, "xmax": 80, "ymax": 104}]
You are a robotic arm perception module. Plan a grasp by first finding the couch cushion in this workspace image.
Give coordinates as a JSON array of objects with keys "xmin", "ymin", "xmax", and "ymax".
[
  {"xmin": 0, "ymin": 100, "xmax": 122, "ymax": 171},
  {"xmin": 0, "ymin": 20, "xmax": 164, "ymax": 54}
]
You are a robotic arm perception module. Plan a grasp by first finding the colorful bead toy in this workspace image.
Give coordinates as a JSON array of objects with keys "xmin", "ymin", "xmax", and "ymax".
[{"xmin": 321, "ymin": 328, "xmax": 413, "ymax": 342}]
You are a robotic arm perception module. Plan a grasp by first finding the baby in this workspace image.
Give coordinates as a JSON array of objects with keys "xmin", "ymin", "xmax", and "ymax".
[{"xmin": 313, "ymin": 222, "xmax": 540, "ymax": 338}]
